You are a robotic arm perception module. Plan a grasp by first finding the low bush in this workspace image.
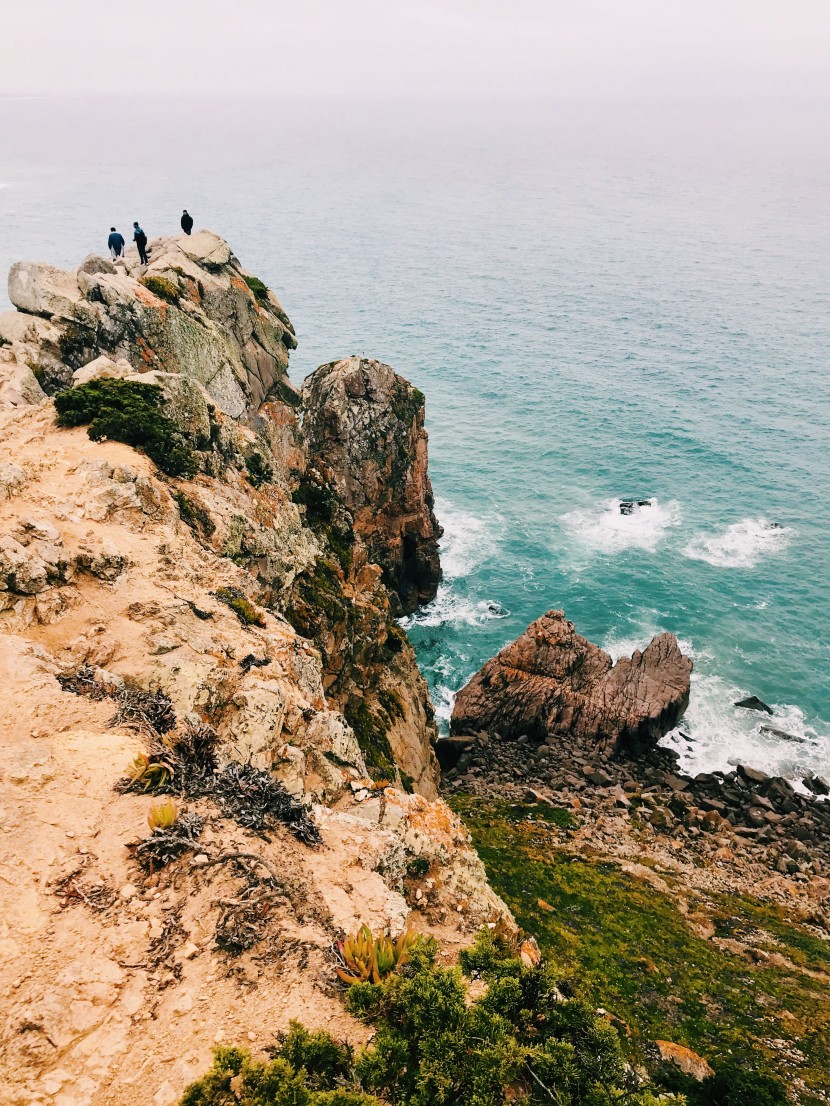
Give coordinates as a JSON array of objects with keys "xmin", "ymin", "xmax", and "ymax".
[
  {"xmin": 55, "ymin": 379, "xmax": 196, "ymax": 477},
  {"xmin": 182, "ymin": 930, "xmax": 686, "ymax": 1106}
]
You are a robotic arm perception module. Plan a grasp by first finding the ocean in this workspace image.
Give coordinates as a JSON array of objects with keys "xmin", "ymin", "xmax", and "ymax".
[{"xmin": 2, "ymin": 95, "xmax": 828, "ymax": 785}]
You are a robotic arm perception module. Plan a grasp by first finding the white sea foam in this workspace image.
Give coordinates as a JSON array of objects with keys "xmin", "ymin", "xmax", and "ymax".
[
  {"xmin": 560, "ymin": 497, "xmax": 681, "ymax": 557},
  {"xmin": 682, "ymin": 517, "xmax": 793, "ymax": 569},
  {"xmin": 431, "ymin": 683, "xmax": 458, "ymax": 732},
  {"xmin": 603, "ymin": 630, "xmax": 699, "ymax": 664},
  {"xmin": 434, "ymin": 497, "xmax": 501, "ymax": 579},
  {"xmin": 661, "ymin": 673, "xmax": 830, "ymax": 791},
  {"xmin": 401, "ymin": 584, "xmax": 509, "ymax": 630}
]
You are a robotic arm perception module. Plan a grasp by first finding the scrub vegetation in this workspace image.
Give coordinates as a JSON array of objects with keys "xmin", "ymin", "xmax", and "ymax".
[{"xmin": 452, "ymin": 796, "xmax": 828, "ymax": 1104}]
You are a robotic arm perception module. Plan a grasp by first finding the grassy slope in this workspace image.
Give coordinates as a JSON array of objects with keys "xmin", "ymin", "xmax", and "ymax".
[{"xmin": 452, "ymin": 797, "xmax": 830, "ymax": 1104}]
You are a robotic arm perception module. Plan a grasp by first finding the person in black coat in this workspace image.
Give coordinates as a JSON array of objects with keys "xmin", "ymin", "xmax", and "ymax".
[
  {"xmin": 133, "ymin": 222, "xmax": 149, "ymax": 265},
  {"xmin": 181, "ymin": 209, "xmax": 194, "ymax": 235}
]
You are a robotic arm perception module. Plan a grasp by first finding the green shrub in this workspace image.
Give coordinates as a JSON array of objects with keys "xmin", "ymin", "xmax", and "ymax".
[
  {"xmin": 55, "ymin": 379, "xmax": 196, "ymax": 477},
  {"xmin": 244, "ymin": 274, "xmax": 271, "ymax": 303},
  {"xmin": 182, "ymin": 937, "xmax": 684, "ymax": 1106},
  {"xmin": 658, "ymin": 1060, "xmax": 788, "ymax": 1106},
  {"xmin": 141, "ymin": 274, "xmax": 181, "ymax": 304},
  {"xmin": 215, "ymin": 586, "xmax": 266, "ymax": 628},
  {"xmin": 181, "ymin": 1042, "xmax": 377, "ymax": 1106}
]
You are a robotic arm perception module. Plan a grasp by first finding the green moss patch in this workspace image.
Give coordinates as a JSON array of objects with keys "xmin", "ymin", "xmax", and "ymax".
[
  {"xmin": 215, "ymin": 586, "xmax": 266, "ymax": 628},
  {"xmin": 55, "ymin": 378, "xmax": 196, "ymax": 477},
  {"xmin": 283, "ymin": 557, "xmax": 349, "ymax": 640},
  {"xmin": 141, "ymin": 274, "xmax": 181, "ymax": 304},
  {"xmin": 344, "ymin": 697, "xmax": 397, "ymax": 780},
  {"xmin": 243, "ymin": 274, "xmax": 270, "ymax": 303},
  {"xmin": 454, "ymin": 798, "xmax": 830, "ymax": 1102},
  {"xmin": 244, "ymin": 450, "xmax": 273, "ymax": 488}
]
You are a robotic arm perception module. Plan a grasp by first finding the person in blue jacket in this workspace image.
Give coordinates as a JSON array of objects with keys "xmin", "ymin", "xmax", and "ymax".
[{"xmin": 107, "ymin": 227, "xmax": 125, "ymax": 259}]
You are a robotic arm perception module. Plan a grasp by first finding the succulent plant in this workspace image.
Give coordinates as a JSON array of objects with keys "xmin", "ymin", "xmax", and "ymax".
[
  {"xmin": 147, "ymin": 798, "xmax": 178, "ymax": 831},
  {"xmin": 336, "ymin": 924, "xmax": 421, "ymax": 985},
  {"xmin": 124, "ymin": 751, "xmax": 172, "ymax": 792}
]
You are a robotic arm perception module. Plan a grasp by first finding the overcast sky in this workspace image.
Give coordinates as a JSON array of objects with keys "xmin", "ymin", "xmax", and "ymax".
[{"xmin": 3, "ymin": 0, "xmax": 830, "ymax": 99}]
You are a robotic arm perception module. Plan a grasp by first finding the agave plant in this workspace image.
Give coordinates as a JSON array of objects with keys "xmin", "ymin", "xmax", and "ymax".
[
  {"xmin": 336, "ymin": 924, "xmax": 421, "ymax": 985},
  {"xmin": 147, "ymin": 798, "xmax": 179, "ymax": 831},
  {"xmin": 124, "ymin": 751, "xmax": 172, "ymax": 792}
]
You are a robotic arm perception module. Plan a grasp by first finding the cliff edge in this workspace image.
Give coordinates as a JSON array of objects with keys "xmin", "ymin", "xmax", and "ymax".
[{"xmin": 0, "ymin": 234, "xmax": 505, "ymax": 1106}]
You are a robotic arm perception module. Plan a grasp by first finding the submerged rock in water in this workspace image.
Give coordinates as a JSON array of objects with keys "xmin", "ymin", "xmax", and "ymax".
[
  {"xmin": 735, "ymin": 695, "xmax": 774, "ymax": 715},
  {"xmin": 451, "ymin": 609, "xmax": 692, "ymax": 755},
  {"xmin": 759, "ymin": 724, "xmax": 804, "ymax": 743},
  {"xmin": 302, "ymin": 356, "xmax": 442, "ymax": 615},
  {"xmin": 619, "ymin": 498, "xmax": 652, "ymax": 515}
]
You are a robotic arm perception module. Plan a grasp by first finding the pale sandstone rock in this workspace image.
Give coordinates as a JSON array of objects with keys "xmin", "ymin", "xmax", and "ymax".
[{"xmin": 72, "ymin": 355, "xmax": 133, "ymax": 386}]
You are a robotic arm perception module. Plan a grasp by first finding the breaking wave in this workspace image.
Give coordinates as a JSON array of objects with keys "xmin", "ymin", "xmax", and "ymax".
[
  {"xmin": 662, "ymin": 673, "xmax": 829, "ymax": 791},
  {"xmin": 401, "ymin": 586, "xmax": 509, "ymax": 630},
  {"xmin": 560, "ymin": 497, "xmax": 681, "ymax": 557},
  {"xmin": 682, "ymin": 517, "xmax": 793, "ymax": 569}
]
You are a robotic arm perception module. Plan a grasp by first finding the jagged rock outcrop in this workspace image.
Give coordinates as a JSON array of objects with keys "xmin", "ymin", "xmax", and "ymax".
[
  {"xmin": 451, "ymin": 609, "xmax": 692, "ymax": 754},
  {"xmin": 302, "ymin": 356, "xmax": 442, "ymax": 614},
  {"xmin": 1, "ymin": 231, "xmax": 297, "ymax": 413}
]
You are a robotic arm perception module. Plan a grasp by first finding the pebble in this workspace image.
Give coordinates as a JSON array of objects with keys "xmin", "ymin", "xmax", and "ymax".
[{"xmin": 119, "ymin": 883, "xmax": 137, "ymax": 901}]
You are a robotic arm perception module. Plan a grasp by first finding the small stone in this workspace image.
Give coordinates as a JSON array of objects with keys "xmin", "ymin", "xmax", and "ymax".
[
  {"xmin": 172, "ymin": 992, "xmax": 194, "ymax": 1016},
  {"xmin": 193, "ymin": 854, "xmax": 209, "ymax": 866},
  {"xmin": 120, "ymin": 883, "xmax": 137, "ymax": 901}
]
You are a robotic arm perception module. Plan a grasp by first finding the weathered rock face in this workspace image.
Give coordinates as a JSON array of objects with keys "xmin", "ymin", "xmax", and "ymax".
[
  {"xmin": 451, "ymin": 609, "xmax": 692, "ymax": 755},
  {"xmin": 1, "ymin": 231, "xmax": 297, "ymax": 414},
  {"xmin": 302, "ymin": 357, "xmax": 442, "ymax": 615}
]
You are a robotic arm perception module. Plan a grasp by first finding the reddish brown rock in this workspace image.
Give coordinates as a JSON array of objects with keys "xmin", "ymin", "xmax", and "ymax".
[
  {"xmin": 451, "ymin": 609, "xmax": 692, "ymax": 755},
  {"xmin": 301, "ymin": 356, "xmax": 442, "ymax": 614}
]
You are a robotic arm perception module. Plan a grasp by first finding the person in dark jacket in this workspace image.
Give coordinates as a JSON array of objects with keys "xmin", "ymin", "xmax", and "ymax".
[
  {"xmin": 133, "ymin": 222, "xmax": 149, "ymax": 265},
  {"xmin": 107, "ymin": 227, "xmax": 125, "ymax": 259},
  {"xmin": 180, "ymin": 209, "xmax": 194, "ymax": 235}
]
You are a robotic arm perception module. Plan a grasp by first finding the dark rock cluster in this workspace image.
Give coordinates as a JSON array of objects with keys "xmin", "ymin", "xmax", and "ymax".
[{"xmin": 440, "ymin": 728, "xmax": 830, "ymax": 880}]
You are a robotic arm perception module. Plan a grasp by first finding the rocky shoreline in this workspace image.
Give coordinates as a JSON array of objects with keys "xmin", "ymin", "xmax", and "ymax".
[{"xmin": 440, "ymin": 607, "xmax": 830, "ymax": 902}]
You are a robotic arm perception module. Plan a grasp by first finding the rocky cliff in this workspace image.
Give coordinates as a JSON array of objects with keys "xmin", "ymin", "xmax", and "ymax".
[
  {"xmin": 0, "ymin": 234, "xmax": 505, "ymax": 1106},
  {"xmin": 451, "ymin": 609, "xmax": 692, "ymax": 754},
  {"xmin": 302, "ymin": 357, "xmax": 442, "ymax": 615},
  {"xmin": 1, "ymin": 232, "xmax": 297, "ymax": 412}
]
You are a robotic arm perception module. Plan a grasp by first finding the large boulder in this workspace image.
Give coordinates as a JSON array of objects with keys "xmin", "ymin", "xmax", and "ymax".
[
  {"xmin": 451, "ymin": 610, "xmax": 692, "ymax": 755},
  {"xmin": 301, "ymin": 356, "xmax": 442, "ymax": 614}
]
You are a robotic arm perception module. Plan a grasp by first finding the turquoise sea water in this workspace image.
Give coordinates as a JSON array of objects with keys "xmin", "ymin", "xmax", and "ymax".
[{"xmin": 2, "ymin": 96, "xmax": 828, "ymax": 783}]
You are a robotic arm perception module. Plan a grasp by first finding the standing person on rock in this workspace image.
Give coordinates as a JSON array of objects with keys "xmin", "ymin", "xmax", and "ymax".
[
  {"xmin": 107, "ymin": 227, "xmax": 125, "ymax": 259},
  {"xmin": 133, "ymin": 221, "xmax": 149, "ymax": 265},
  {"xmin": 180, "ymin": 209, "xmax": 194, "ymax": 235}
]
